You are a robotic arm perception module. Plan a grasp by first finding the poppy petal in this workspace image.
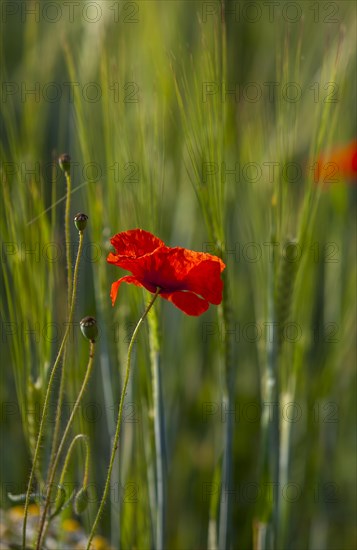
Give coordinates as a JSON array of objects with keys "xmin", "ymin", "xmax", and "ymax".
[
  {"xmin": 110, "ymin": 229, "xmax": 164, "ymax": 258},
  {"xmin": 184, "ymin": 259, "xmax": 225, "ymax": 304},
  {"xmin": 132, "ymin": 247, "xmax": 225, "ymax": 296},
  {"xmin": 160, "ymin": 290, "xmax": 209, "ymax": 316},
  {"xmin": 110, "ymin": 276, "xmax": 141, "ymax": 306},
  {"xmin": 107, "ymin": 243, "xmax": 169, "ymax": 279},
  {"xmin": 110, "ymin": 275, "xmax": 159, "ymax": 306},
  {"xmin": 314, "ymin": 140, "xmax": 357, "ymax": 184}
]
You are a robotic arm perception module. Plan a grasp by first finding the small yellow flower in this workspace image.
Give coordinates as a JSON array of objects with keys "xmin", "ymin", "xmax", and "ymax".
[
  {"xmin": 90, "ymin": 535, "xmax": 111, "ymax": 550},
  {"xmin": 62, "ymin": 518, "xmax": 82, "ymax": 533},
  {"xmin": 9, "ymin": 503, "xmax": 39, "ymax": 520}
]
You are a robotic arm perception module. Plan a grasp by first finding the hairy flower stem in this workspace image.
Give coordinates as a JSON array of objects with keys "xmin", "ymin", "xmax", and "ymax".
[
  {"xmin": 36, "ymin": 342, "xmax": 96, "ymax": 549},
  {"xmin": 22, "ymin": 231, "xmax": 84, "ymax": 550},
  {"xmin": 86, "ymin": 288, "xmax": 160, "ymax": 549},
  {"xmin": 148, "ymin": 309, "xmax": 167, "ymax": 550},
  {"xmin": 65, "ymin": 171, "xmax": 73, "ymax": 305}
]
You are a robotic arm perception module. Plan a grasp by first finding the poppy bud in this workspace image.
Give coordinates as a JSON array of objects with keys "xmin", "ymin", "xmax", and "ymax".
[
  {"xmin": 58, "ymin": 153, "xmax": 71, "ymax": 174},
  {"xmin": 74, "ymin": 487, "xmax": 89, "ymax": 514},
  {"xmin": 80, "ymin": 316, "xmax": 98, "ymax": 343},
  {"xmin": 74, "ymin": 213, "xmax": 88, "ymax": 232}
]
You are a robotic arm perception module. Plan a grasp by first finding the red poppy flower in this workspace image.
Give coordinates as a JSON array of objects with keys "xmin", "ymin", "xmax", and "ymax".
[
  {"xmin": 313, "ymin": 139, "xmax": 357, "ymax": 185},
  {"xmin": 107, "ymin": 229, "xmax": 226, "ymax": 316}
]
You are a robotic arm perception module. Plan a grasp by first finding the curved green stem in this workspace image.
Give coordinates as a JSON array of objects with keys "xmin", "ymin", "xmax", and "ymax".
[
  {"xmin": 58, "ymin": 434, "xmax": 90, "ymax": 497},
  {"xmin": 65, "ymin": 171, "xmax": 72, "ymax": 306},
  {"xmin": 22, "ymin": 231, "xmax": 84, "ymax": 549},
  {"xmin": 86, "ymin": 288, "xmax": 160, "ymax": 549},
  {"xmin": 36, "ymin": 341, "xmax": 96, "ymax": 549}
]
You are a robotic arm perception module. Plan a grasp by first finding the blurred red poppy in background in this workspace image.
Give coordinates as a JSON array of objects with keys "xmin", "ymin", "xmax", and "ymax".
[
  {"xmin": 313, "ymin": 139, "xmax": 357, "ymax": 185},
  {"xmin": 107, "ymin": 229, "xmax": 226, "ymax": 316}
]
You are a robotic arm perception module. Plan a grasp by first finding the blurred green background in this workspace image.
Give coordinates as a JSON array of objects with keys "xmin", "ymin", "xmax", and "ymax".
[{"xmin": 1, "ymin": 1, "xmax": 356, "ymax": 548}]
